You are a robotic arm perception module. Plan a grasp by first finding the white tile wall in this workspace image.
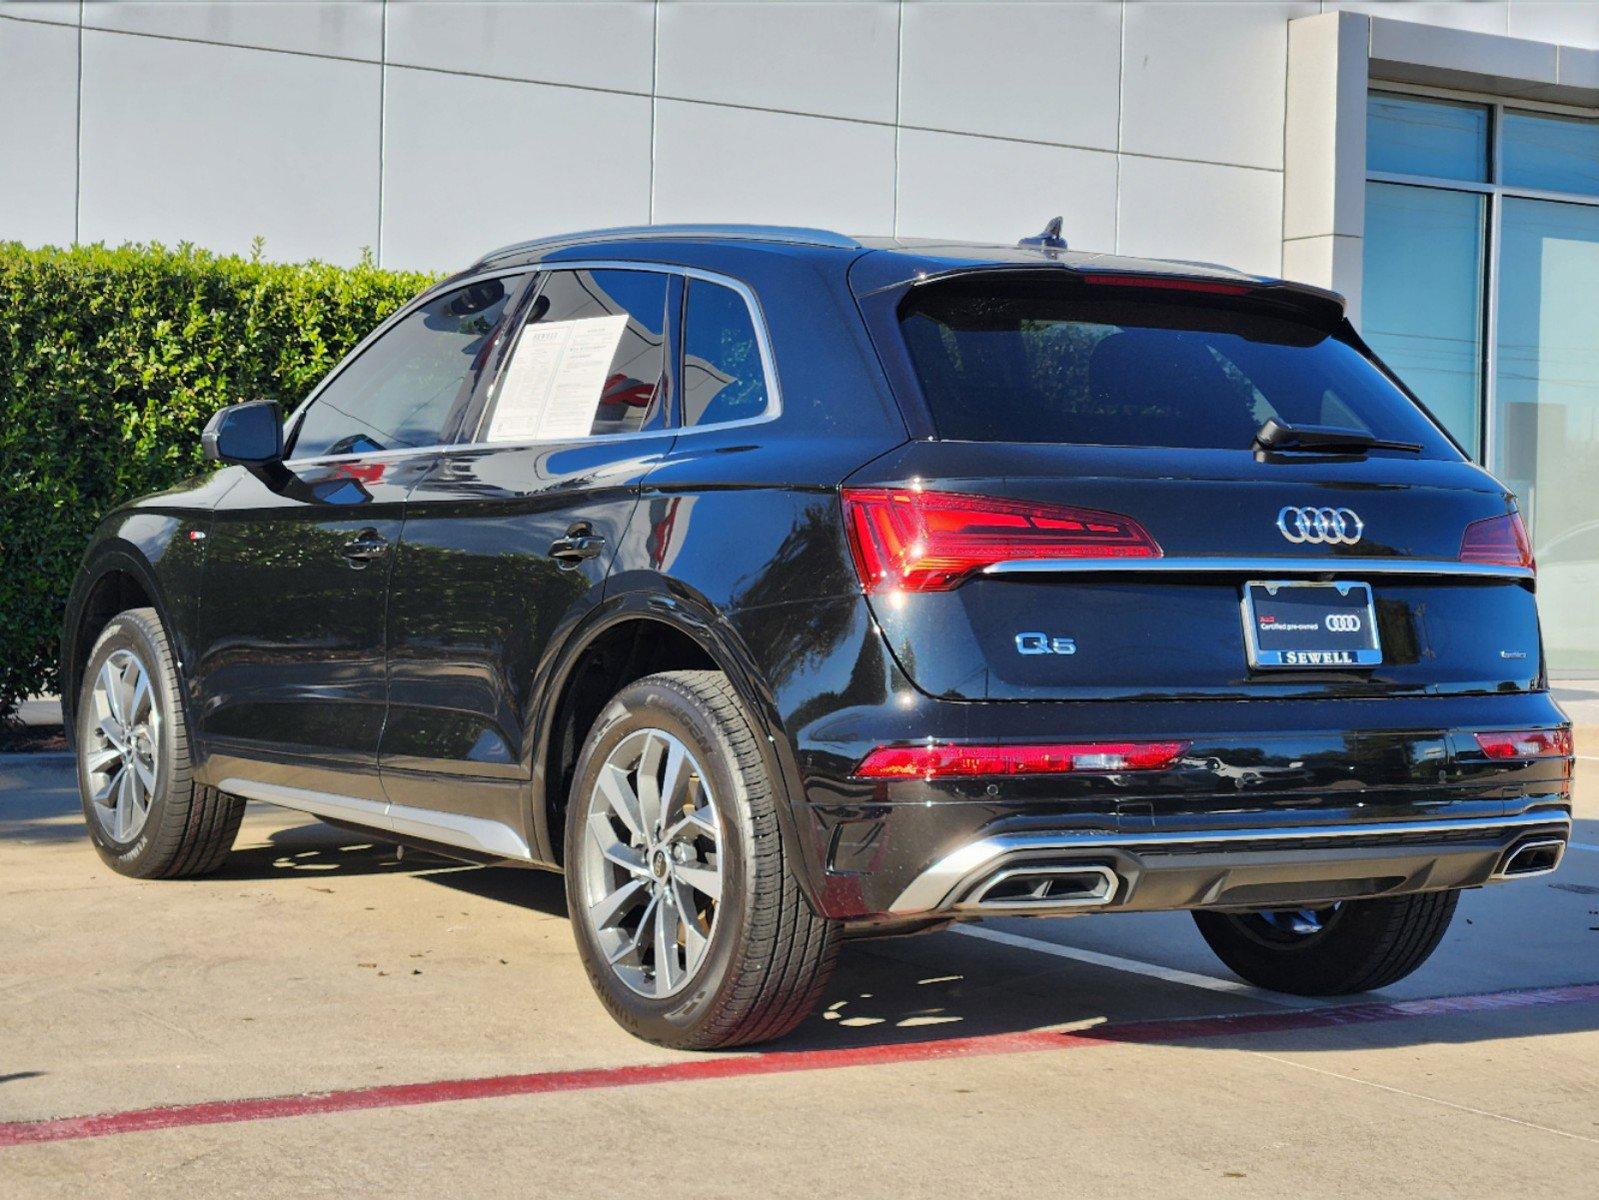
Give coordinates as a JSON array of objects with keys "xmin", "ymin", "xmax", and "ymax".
[
  {"xmin": 898, "ymin": 2, "xmax": 1121, "ymax": 149},
  {"xmin": 1117, "ymin": 156, "xmax": 1284, "ymax": 277},
  {"xmin": 1121, "ymin": 2, "xmax": 1316, "ymax": 171},
  {"xmin": 77, "ymin": 31, "xmax": 381, "ymax": 263},
  {"xmin": 1508, "ymin": 3, "xmax": 1599, "ymax": 50},
  {"xmin": 0, "ymin": 2, "xmax": 79, "ymax": 24},
  {"xmin": 3, "ymin": 1, "xmax": 1594, "ymax": 277},
  {"xmin": 652, "ymin": 100, "xmax": 896, "ymax": 232},
  {"xmin": 658, "ymin": 1, "xmax": 899, "ymax": 123},
  {"xmin": 0, "ymin": 17, "xmax": 78, "ymax": 246},
  {"xmin": 896, "ymin": 129, "xmax": 1117, "ymax": 251},
  {"xmin": 1324, "ymin": 2, "xmax": 1508, "ymax": 38},
  {"xmin": 1282, "ymin": 231, "xmax": 1363, "ymax": 321},
  {"xmin": 81, "ymin": 0, "xmax": 383, "ymax": 59},
  {"xmin": 385, "ymin": 1, "xmax": 655, "ymax": 93},
  {"xmin": 381, "ymin": 67, "xmax": 653, "ymax": 272}
]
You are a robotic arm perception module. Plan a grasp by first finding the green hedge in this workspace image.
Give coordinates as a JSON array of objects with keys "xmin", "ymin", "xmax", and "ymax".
[{"xmin": 0, "ymin": 241, "xmax": 437, "ymax": 719}]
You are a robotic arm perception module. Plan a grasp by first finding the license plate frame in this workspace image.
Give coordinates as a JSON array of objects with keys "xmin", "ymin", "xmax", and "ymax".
[{"xmin": 1241, "ymin": 580, "xmax": 1382, "ymax": 670}]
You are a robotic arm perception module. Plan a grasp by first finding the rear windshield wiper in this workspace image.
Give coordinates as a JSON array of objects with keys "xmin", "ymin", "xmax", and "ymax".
[{"xmin": 1254, "ymin": 418, "xmax": 1421, "ymax": 456}]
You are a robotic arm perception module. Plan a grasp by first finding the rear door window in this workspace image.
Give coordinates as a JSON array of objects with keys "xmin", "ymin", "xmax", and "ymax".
[
  {"xmin": 899, "ymin": 276, "xmax": 1458, "ymax": 457},
  {"xmin": 682, "ymin": 278, "xmax": 772, "ymax": 427},
  {"xmin": 475, "ymin": 268, "xmax": 669, "ymax": 443}
]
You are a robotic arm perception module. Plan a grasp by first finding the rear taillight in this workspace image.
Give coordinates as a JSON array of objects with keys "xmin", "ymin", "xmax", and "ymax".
[
  {"xmin": 1473, "ymin": 729, "xmax": 1571, "ymax": 760},
  {"xmin": 853, "ymin": 740, "xmax": 1190, "ymax": 779},
  {"xmin": 840, "ymin": 488, "xmax": 1160, "ymax": 593},
  {"xmin": 1460, "ymin": 512, "xmax": 1534, "ymax": 570}
]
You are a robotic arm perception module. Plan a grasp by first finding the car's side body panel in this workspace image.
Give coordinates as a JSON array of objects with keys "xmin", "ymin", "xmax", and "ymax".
[
  {"xmin": 380, "ymin": 434, "xmax": 673, "ymax": 833},
  {"xmin": 187, "ymin": 454, "xmax": 439, "ymax": 803}
]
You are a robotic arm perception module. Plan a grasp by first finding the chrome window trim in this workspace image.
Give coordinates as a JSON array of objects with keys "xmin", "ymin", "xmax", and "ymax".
[
  {"xmin": 464, "ymin": 260, "xmax": 782, "ymax": 451},
  {"xmin": 890, "ymin": 810, "xmax": 1572, "ymax": 914},
  {"xmin": 980, "ymin": 556, "xmax": 1534, "ymax": 581},
  {"xmin": 278, "ymin": 261, "xmax": 783, "ymax": 468},
  {"xmin": 280, "ymin": 266, "xmax": 534, "ymax": 465}
]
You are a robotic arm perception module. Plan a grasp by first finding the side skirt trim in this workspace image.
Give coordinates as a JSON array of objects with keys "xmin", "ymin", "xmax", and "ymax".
[{"xmin": 219, "ymin": 777, "xmax": 534, "ymax": 862}]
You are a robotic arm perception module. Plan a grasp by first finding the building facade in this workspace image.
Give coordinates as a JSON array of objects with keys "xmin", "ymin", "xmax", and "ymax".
[{"xmin": 3, "ymin": 0, "xmax": 1598, "ymax": 672}]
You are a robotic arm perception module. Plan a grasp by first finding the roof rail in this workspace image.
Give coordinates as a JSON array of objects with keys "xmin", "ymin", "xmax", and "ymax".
[{"xmin": 477, "ymin": 224, "xmax": 861, "ymax": 264}]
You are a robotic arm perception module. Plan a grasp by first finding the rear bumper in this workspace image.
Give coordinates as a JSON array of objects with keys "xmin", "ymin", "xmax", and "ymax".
[
  {"xmin": 789, "ymin": 691, "xmax": 1573, "ymax": 923},
  {"xmin": 887, "ymin": 809, "xmax": 1571, "ymax": 918}
]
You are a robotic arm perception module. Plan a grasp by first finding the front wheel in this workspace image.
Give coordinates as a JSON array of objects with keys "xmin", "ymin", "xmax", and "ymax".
[
  {"xmin": 75, "ymin": 607, "xmax": 245, "ymax": 878},
  {"xmin": 564, "ymin": 670, "xmax": 839, "ymax": 1049},
  {"xmin": 1193, "ymin": 890, "xmax": 1460, "ymax": 996}
]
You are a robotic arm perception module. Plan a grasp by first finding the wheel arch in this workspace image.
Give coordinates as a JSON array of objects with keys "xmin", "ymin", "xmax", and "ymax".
[
  {"xmin": 531, "ymin": 581, "xmax": 823, "ymax": 910},
  {"xmin": 60, "ymin": 544, "xmax": 177, "ymax": 750}
]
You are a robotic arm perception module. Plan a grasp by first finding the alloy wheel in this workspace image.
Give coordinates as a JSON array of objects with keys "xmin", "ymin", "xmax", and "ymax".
[
  {"xmin": 84, "ymin": 648, "xmax": 161, "ymax": 842},
  {"xmin": 577, "ymin": 728, "xmax": 722, "ymax": 998}
]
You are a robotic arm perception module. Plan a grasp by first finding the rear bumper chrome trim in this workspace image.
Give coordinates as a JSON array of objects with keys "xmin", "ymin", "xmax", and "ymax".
[
  {"xmin": 981, "ymin": 556, "xmax": 1532, "ymax": 581},
  {"xmin": 890, "ymin": 811, "xmax": 1571, "ymax": 914}
]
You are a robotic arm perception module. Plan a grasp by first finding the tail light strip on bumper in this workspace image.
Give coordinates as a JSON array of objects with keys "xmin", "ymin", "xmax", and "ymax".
[{"xmin": 977, "ymin": 556, "xmax": 1532, "ymax": 580}]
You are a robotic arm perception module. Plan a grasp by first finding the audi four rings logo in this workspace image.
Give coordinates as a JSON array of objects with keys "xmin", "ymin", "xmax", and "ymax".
[
  {"xmin": 1325, "ymin": 613, "xmax": 1363, "ymax": 633},
  {"xmin": 1276, "ymin": 505, "xmax": 1364, "ymax": 545}
]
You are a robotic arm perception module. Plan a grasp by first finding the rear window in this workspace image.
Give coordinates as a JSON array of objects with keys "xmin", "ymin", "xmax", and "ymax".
[{"xmin": 898, "ymin": 277, "xmax": 1459, "ymax": 457}]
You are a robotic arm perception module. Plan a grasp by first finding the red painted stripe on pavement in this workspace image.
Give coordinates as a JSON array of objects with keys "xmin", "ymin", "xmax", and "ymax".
[{"xmin": 4, "ymin": 981, "xmax": 1596, "ymax": 1148}]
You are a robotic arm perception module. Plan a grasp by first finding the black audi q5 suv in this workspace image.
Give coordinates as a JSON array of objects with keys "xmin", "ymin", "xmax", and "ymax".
[{"xmin": 62, "ymin": 224, "xmax": 1574, "ymax": 1048}]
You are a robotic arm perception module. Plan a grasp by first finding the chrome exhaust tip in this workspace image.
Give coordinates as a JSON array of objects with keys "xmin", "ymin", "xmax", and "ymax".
[
  {"xmin": 960, "ymin": 863, "xmax": 1119, "ymax": 912},
  {"xmin": 1491, "ymin": 838, "xmax": 1566, "ymax": 881}
]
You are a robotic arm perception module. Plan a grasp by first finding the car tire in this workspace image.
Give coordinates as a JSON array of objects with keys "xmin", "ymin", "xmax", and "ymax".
[
  {"xmin": 564, "ymin": 669, "xmax": 840, "ymax": 1049},
  {"xmin": 75, "ymin": 607, "xmax": 245, "ymax": 878},
  {"xmin": 1192, "ymin": 889, "xmax": 1460, "ymax": 996}
]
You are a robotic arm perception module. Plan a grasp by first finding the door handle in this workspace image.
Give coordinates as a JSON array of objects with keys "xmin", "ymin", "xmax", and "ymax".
[
  {"xmin": 340, "ymin": 529, "xmax": 389, "ymax": 569},
  {"xmin": 549, "ymin": 530, "xmax": 606, "ymax": 567}
]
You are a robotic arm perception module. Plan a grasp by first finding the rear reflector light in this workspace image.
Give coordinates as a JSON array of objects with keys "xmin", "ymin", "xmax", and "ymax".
[
  {"xmin": 1459, "ymin": 512, "xmax": 1534, "ymax": 570},
  {"xmin": 853, "ymin": 740, "xmax": 1191, "ymax": 779},
  {"xmin": 1473, "ymin": 729, "xmax": 1571, "ymax": 760},
  {"xmin": 841, "ymin": 488, "xmax": 1160, "ymax": 593},
  {"xmin": 1081, "ymin": 273, "xmax": 1251, "ymax": 296}
]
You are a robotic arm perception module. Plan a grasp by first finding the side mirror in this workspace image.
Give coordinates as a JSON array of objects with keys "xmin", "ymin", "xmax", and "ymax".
[{"xmin": 202, "ymin": 400, "xmax": 283, "ymax": 466}]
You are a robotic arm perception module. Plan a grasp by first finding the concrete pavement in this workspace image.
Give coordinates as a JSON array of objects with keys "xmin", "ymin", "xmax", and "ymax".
[{"xmin": 2, "ymin": 745, "xmax": 1596, "ymax": 1198}]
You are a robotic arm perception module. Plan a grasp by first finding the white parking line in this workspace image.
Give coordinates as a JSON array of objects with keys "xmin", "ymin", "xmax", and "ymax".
[{"xmin": 952, "ymin": 924, "xmax": 1323, "ymax": 1009}]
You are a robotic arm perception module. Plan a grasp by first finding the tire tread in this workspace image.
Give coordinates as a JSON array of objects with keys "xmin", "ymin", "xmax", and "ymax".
[{"xmin": 81, "ymin": 608, "xmax": 243, "ymax": 879}]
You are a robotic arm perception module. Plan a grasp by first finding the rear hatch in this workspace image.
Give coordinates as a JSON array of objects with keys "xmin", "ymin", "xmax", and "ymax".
[{"xmin": 845, "ymin": 266, "xmax": 1541, "ymax": 701}]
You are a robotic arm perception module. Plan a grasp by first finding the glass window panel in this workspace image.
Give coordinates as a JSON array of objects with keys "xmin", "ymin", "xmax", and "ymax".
[
  {"xmin": 682, "ymin": 279, "xmax": 771, "ymax": 427},
  {"xmin": 476, "ymin": 268, "xmax": 669, "ymax": 443},
  {"xmin": 1367, "ymin": 92, "xmax": 1489, "ymax": 182},
  {"xmin": 1361, "ymin": 182, "xmax": 1486, "ymax": 456},
  {"xmin": 1493, "ymin": 197, "xmax": 1599, "ymax": 673},
  {"xmin": 1502, "ymin": 109, "xmax": 1599, "ymax": 197},
  {"xmin": 896, "ymin": 278, "xmax": 1458, "ymax": 456},
  {"xmin": 291, "ymin": 277, "xmax": 513, "ymax": 459}
]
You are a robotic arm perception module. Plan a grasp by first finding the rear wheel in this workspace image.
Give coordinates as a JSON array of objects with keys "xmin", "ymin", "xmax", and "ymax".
[
  {"xmin": 1192, "ymin": 890, "xmax": 1460, "ymax": 995},
  {"xmin": 75, "ymin": 607, "xmax": 245, "ymax": 878},
  {"xmin": 565, "ymin": 670, "xmax": 839, "ymax": 1049}
]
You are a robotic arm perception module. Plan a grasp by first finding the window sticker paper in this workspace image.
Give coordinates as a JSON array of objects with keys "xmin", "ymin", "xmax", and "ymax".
[{"xmin": 485, "ymin": 314, "xmax": 629, "ymax": 443}]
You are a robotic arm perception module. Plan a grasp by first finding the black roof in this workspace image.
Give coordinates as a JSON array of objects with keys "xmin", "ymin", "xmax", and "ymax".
[{"xmin": 469, "ymin": 223, "xmax": 1345, "ymax": 318}]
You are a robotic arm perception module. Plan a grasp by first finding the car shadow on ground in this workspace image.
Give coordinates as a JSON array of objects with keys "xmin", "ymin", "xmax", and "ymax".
[
  {"xmin": 234, "ymin": 815, "xmax": 1599, "ymax": 1058},
  {"xmin": 11, "ymin": 787, "xmax": 1599, "ymax": 1060}
]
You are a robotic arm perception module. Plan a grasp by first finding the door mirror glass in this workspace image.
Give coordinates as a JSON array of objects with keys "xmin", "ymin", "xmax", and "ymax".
[{"xmin": 202, "ymin": 400, "xmax": 283, "ymax": 466}]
